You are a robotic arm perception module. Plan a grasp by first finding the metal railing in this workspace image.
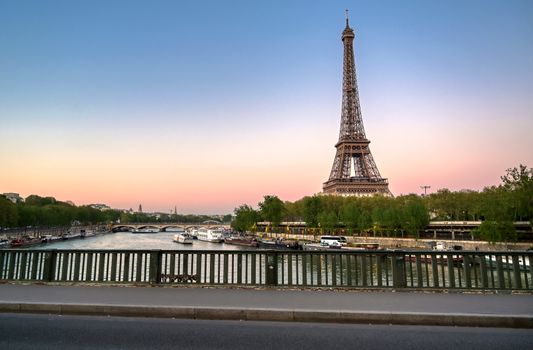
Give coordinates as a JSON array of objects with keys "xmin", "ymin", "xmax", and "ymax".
[{"xmin": 0, "ymin": 249, "xmax": 532, "ymax": 291}]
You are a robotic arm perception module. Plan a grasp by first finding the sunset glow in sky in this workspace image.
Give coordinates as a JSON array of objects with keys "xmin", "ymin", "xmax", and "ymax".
[{"xmin": 1, "ymin": 1, "xmax": 532, "ymax": 213}]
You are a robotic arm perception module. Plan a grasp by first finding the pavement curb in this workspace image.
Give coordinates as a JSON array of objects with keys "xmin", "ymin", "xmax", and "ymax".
[{"xmin": 1, "ymin": 302, "xmax": 532, "ymax": 328}]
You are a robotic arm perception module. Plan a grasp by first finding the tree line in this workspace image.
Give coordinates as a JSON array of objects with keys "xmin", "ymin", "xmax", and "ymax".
[
  {"xmin": 232, "ymin": 165, "xmax": 533, "ymax": 242},
  {"xmin": 0, "ymin": 195, "xmax": 231, "ymax": 229}
]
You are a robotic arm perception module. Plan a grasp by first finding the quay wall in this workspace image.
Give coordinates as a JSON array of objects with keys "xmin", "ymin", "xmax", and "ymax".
[
  {"xmin": 1, "ymin": 225, "xmax": 108, "ymax": 239},
  {"xmin": 262, "ymin": 232, "xmax": 533, "ymax": 251}
]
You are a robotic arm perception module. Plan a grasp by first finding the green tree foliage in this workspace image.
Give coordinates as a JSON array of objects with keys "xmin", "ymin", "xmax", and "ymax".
[
  {"xmin": 302, "ymin": 196, "xmax": 323, "ymax": 228},
  {"xmin": 25, "ymin": 195, "xmax": 57, "ymax": 206},
  {"xmin": 320, "ymin": 195, "xmax": 345, "ymax": 219},
  {"xmin": 231, "ymin": 204, "xmax": 259, "ymax": 232},
  {"xmin": 473, "ymin": 221, "xmax": 517, "ymax": 244},
  {"xmin": 500, "ymin": 164, "xmax": 533, "ymax": 222},
  {"xmin": 341, "ymin": 202, "xmax": 360, "ymax": 234},
  {"xmin": 401, "ymin": 195, "xmax": 429, "ymax": 238},
  {"xmin": 258, "ymin": 195, "xmax": 285, "ymax": 229},
  {"xmin": 426, "ymin": 189, "xmax": 483, "ymax": 221},
  {"xmin": 4, "ymin": 194, "xmax": 235, "ymax": 229},
  {"xmin": 284, "ymin": 201, "xmax": 303, "ymax": 222},
  {"xmin": 357, "ymin": 211, "xmax": 373, "ymax": 234},
  {"xmin": 119, "ymin": 212, "xmax": 131, "ymax": 224},
  {"xmin": 0, "ymin": 196, "xmax": 19, "ymax": 227},
  {"xmin": 318, "ymin": 210, "xmax": 338, "ymax": 234}
]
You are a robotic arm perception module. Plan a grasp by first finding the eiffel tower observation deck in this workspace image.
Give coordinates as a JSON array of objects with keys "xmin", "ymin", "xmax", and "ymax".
[{"xmin": 323, "ymin": 11, "xmax": 392, "ymax": 197}]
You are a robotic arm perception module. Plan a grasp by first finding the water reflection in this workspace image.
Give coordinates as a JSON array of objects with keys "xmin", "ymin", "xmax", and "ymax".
[{"xmin": 28, "ymin": 232, "xmax": 249, "ymax": 251}]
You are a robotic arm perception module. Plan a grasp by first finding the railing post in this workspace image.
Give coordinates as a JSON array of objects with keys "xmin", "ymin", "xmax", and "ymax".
[
  {"xmin": 266, "ymin": 251, "xmax": 278, "ymax": 286},
  {"xmin": 237, "ymin": 253, "xmax": 243, "ymax": 284},
  {"xmin": 392, "ymin": 252, "xmax": 406, "ymax": 288},
  {"xmin": 512, "ymin": 255, "xmax": 522, "ymax": 290},
  {"xmin": 149, "ymin": 250, "xmax": 162, "ymax": 284},
  {"xmin": 43, "ymin": 250, "xmax": 57, "ymax": 282},
  {"xmin": 463, "ymin": 255, "xmax": 472, "ymax": 289},
  {"xmin": 480, "ymin": 254, "xmax": 488, "ymax": 288}
]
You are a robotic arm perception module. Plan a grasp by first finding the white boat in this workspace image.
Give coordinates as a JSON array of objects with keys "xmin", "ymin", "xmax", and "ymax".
[
  {"xmin": 173, "ymin": 233, "xmax": 193, "ymax": 244},
  {"xmin": 131, "ymin": 228, "xmax": 160, "ymax": 234},
  {"xmin": 196, "ymin": 228, "xmax": 224, "ymax": 243},
  {"xmin": 188, "ymin": 229, "xmax": 199, "ymax": 239},
  {"xmin": 62, "ymin": 232, "xmax": 81, "ymax": 240}
]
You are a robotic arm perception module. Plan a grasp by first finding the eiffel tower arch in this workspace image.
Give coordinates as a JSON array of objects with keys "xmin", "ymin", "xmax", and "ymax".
[{"xmin": 323, "ymin": 12, "xmax": 392, "ymax": 197}]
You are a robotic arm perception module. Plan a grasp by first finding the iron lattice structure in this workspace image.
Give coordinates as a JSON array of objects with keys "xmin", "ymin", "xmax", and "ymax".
[{"xmin": 323, "ymin": 16, "xmax": 392, "ymax": 197}]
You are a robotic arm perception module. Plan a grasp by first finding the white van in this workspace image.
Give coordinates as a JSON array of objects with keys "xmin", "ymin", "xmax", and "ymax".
[{"xmin": 320, "ymin": 236, "xmax": 347, "ymax": 248}]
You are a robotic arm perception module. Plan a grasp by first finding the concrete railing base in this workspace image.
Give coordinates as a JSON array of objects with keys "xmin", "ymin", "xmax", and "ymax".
[{"xmin": 1, "ymin": 302, "xmax": 531, "ymax": 329}]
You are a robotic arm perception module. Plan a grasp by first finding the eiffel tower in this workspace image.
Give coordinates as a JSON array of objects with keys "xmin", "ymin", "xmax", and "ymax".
[{"xmin": 323, "ymin": 12, "xmax": 392, "ymax": 197}]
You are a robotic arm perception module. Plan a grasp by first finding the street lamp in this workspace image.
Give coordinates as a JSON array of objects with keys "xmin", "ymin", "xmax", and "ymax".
[{"xmin": 420, "ymin": 185, "xmax": 431, "ymax": 196}]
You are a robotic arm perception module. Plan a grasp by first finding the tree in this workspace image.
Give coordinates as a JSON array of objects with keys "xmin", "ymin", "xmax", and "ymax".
[
  {"xmin": 357, "ymin": 211, "xmax": 373, "ymax": 235},
  {"xmin": 382, "ymin": 204, "xmax": 403, "ymax": 237},
  {"xmin": 0, "ymin": 197, "xmax": 18, "ymax": 227},
  {"xmin": 320, "ymin": 195, "xmax": 345, "ymax": 219},
  {"xmin": 284, "ymin": 201, "xmax": 303, "ymax": 222},
  {"xmin": 17, "ymin": 204, "xmax": 39, "ymax": 226},
  {"xmin": 402, "ymin": 196, "xmax": 429, "ymax": 238},
  {"xmin": 258, "ymin": 195, "xmax": 285, "ymax": 230},
  {"xmin": 231, "ymin": 204, "xmax": 259, "ymax": 233},
  {"xmin": 318, "ymin": 211, "xmax": 338, "ymax": 234},
  {"xmin": 302, "ymin": 196, "xmax": 322, "ymax": 228},
  {"xmin": 342, "ymin": 202, "xmax": 360, "ymax": 234},
  {"xmin": 371, "ymin": 207, "xmax": 384, "ymax": 236},
  {"xmin": 25, "ymin": 195, "xmax": 56, "ymax": 206},
  {"xmin": 119, "ymin": 212, "xmax": 131, "ymax": 224},
  {"xmin": 474, "ymin": 221, "xmax": 517, "ymax": 244},
  {"xmin": 500, "ymin": 164, "xmax": 533, "ymax": 222}
]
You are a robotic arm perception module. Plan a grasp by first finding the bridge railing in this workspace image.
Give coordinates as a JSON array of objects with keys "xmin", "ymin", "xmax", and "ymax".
[{"xmin": 0, "ymin": 249, "xmax": 532, "ymax": 291}]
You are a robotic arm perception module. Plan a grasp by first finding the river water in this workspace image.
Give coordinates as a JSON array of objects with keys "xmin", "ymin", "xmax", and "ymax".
[
  {"xmin": 29, "ymin": 231, "xmax": 249, "ymax": 251},
  {"xmin": 17, "ymin": 231, "xmax": 531, "ymax": 290}
]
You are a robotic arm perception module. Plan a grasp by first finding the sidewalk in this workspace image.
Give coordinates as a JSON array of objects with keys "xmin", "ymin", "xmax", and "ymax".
[{"xmin": 1, "ymin": 283, "xmax": 532, "ymax": 328}]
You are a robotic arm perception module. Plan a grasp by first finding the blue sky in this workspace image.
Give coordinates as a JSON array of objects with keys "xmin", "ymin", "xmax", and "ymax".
[{"xmin": 1, "ymin": 0, "xmax": 532, "ymax": 213}]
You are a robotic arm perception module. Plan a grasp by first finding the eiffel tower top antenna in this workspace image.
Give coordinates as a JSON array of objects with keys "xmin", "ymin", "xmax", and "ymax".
[{"xmin": 345, "ymin": 9, "xmax": 349, "ymax": 27}]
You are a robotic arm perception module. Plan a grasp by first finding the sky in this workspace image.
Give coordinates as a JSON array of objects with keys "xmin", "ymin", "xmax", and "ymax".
[{"xmin": 1, "ymin": 0, "xmax": 532, "ymax": 214}]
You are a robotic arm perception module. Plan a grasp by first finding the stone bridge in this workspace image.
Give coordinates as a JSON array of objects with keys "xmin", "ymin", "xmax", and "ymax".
[{"xmin": 110, "ymin": 222, "xmax": 230, "ymax": 232}]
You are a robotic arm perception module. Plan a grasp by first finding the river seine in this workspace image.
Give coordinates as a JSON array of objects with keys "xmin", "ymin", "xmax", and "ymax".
[{"xmin": 29, "ymin": 231, "xmax": 249, "ymax": 251}]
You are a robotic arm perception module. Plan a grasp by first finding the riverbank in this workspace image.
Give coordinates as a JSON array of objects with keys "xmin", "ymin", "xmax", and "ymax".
[
  {"xmin": 3, "ymin": 227, "xmax": 531, "ymax": 252},
  {"xmin": 262, "ymin": 232, "xmax": 533, "ymax": 251}
]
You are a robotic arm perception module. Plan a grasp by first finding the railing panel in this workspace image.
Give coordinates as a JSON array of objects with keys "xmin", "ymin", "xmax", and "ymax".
[{"xmin": 0, "ymin": 249, "xmax": 531, "ymax": 291}]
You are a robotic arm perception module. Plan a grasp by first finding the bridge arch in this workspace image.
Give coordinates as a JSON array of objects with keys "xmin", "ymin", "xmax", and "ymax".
[
  {"xmin": 111, "ymin": 225, "xmax": 136, "ymax": 232},
  {"xmin": 160, "ymin": 225, "xmax": 186, "ymax": 232}
]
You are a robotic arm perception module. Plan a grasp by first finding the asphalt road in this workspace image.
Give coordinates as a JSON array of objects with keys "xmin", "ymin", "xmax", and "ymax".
[{"xmin": 1, "ymin": 313, "xmax": 532, "ymax": 350}]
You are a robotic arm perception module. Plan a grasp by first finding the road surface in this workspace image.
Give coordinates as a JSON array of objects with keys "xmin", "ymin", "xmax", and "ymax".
[{"xmin": 1, "ymin": 313, "xmax": 532, "ymax": 350}]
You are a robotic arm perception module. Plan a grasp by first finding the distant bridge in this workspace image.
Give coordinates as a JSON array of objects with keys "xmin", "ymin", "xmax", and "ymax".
[{"xmin": 110, "ymin": 222, "xmax": 230, "ymax": 232}]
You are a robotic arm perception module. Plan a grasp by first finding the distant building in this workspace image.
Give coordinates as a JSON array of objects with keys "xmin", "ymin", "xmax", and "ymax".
[
  {"xmin": 89, "ymin": 203, "xmax": 111, "ymax": 211},
  {"xmin": 2, "ymin": 193, "xmax": 24, "ymax": 204}
]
